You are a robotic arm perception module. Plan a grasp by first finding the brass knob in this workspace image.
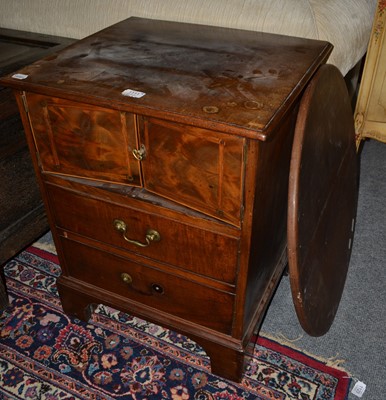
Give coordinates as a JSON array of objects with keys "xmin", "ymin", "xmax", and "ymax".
[{"xmin": 121, "ymin": 272, "xmax": 133, "ymax": 285}]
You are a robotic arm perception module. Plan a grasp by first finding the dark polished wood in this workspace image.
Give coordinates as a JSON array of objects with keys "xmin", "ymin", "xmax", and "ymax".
[
  {"xmin": 0, "ymin": 18, "xmax": 332, "ymax": 139},
  {"xmin": 287, "ymin": 64, "xmax": 358, "ymax": 336},
  {"xmin": 0, "ymin": 18, "xmax": 341, "ymax": 380},
  {"xmin": 0, "ymin": 29, "xmax": 74, "ymax": 309}
]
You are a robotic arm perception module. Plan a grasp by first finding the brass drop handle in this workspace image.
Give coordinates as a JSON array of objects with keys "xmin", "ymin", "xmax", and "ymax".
[
  {"xmin": 113, "ymin": 219, "xmax": 161, "ymax": 247},
  {"xmin": 132, "ymin": 144, "xmax": 146, "ymax": 161}
]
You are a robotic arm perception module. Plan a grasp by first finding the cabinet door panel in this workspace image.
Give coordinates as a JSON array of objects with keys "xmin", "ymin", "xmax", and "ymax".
[
  {"xmin": 26, "ymin": 93, "xmax": 141, "ymax": 185},
  {"xmin": 140, "ymin": 118, "xmax": 244, "ymax": 227}
]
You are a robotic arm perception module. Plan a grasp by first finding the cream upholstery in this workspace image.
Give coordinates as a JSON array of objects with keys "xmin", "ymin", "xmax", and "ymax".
[{"xmin": 0, "ymin": 0, "xmax": 377, "ymax": 75}]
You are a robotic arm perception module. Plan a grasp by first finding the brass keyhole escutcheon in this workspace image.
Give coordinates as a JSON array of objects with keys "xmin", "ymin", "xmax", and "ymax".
[
  {"xmin": 121, "ymin": 272, "xmax": 133, "ymax": 285},
  {"xmin": 152, "ymin": 283, "xmax": 164, "ymax": 294},
  {"xmin": 132, "ymin": 144, "xmax": 146, "ymax": 161}
]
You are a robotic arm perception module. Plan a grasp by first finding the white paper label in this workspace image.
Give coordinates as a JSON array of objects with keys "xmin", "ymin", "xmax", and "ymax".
[
  {"xmin": 12, "ymin": 73, "xmax": 29, "ymax": 80},
  {"xmin": 121, "ymin": 89, "xmax": 146, "ymax": 98},
  {"xmin": 351, "ymin": 381, "xmax": 366, "ymax": 398}
]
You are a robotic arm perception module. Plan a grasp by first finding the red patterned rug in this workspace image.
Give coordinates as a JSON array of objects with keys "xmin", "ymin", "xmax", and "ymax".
[{"xmin": 0, "ymin": 244, "xmax": 351, "ymax": 399}]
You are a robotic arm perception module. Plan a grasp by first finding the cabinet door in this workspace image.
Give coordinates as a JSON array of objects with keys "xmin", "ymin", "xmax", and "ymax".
[
  {"xmin": 26, "ymin": 93, "xmax": 141, "ymax": 185},
  {"xmin": 139, "ymin": 117, "xmax": 245, "ymax": 227}
]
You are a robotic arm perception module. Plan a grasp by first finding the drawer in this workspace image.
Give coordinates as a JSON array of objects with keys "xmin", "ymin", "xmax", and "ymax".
[
  {"xmin": 139, "ymin": 118, "xmax": 245, "ymax": 227},
  {"xmin": 47, "ymin": 184, "xmax": 239, "ymax": 284},
  {"xmin": 60, "ymin": 237, "xmax": 234, "ymax": 334},
  {"xmin": 26, "ymin": 93, "xmax": 141, "ymax": 186}
]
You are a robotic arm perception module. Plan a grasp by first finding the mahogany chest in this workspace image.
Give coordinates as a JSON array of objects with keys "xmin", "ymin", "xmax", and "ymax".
[{"xmin": 0, "ymin": 18, "xmax": 357, "ymax": 382}]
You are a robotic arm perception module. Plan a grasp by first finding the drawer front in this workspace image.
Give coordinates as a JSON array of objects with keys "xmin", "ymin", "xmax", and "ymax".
[
  {"xmin": 26, "ymin": 93, "xmax": 141, "ymax": 186},
  {"xmin": 140, "ymin": 118, "xmax": 245, "ymax": 227},
  {"xmin": 60, "ymin": 237, "xmax": 234, "ymax": 334},
  {"xmin": 47, "ymin": 184, "xmax": 239, "ymax": 284}
]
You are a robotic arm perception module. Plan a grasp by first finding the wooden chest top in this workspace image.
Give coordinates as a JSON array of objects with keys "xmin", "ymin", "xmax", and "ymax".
[{"xmin": 1, "ymin": 17, "xmax": 332, "ymax": 139}]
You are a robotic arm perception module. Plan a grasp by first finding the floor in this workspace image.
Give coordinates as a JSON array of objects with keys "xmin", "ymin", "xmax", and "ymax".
[{"xmin": 261, "ymin": 139, "xmax": 386, "ymax": 400}]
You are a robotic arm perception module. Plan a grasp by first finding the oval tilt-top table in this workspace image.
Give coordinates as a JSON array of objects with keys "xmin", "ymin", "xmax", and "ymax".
[{"xmin": 288, "ymin": 64, "xmax": 358, "ymax": 337}]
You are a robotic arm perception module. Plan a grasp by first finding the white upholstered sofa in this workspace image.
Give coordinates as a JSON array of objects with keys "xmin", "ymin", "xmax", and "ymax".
[{"xmin": 0, "ymin": 0, "xmax": 378, "ymax": 77}]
